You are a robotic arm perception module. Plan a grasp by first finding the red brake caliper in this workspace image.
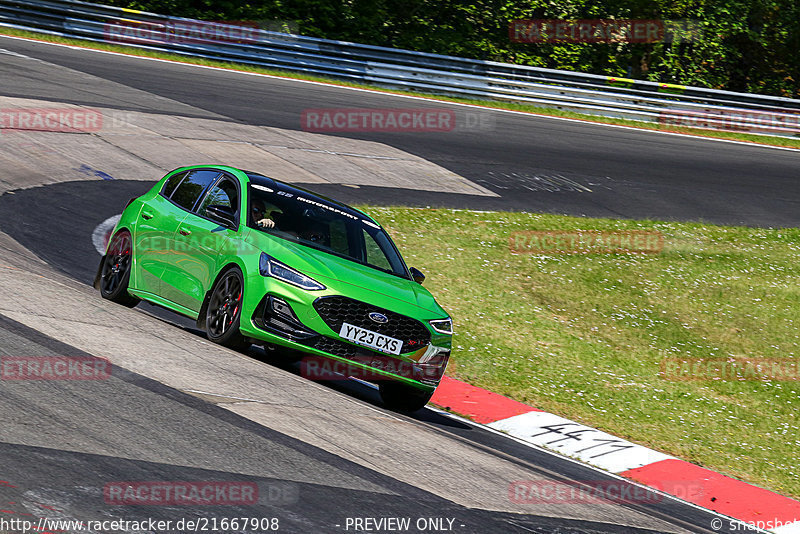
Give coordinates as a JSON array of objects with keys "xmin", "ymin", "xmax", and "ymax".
[{"xmin": 230, "ymin": 290, "xmax": 242, "ymax": 326}]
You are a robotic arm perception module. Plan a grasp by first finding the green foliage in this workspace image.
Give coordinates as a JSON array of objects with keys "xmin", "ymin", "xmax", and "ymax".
[{"xmin": 103, "ymin": 0, "xmax": 800, "ymax": 97}]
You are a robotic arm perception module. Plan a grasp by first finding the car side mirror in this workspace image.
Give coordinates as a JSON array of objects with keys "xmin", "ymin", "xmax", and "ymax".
[
  {"xmin": 206, "ymin": 204, "xmax": 236, "ymax": 228},
  {"xmin": 409, "ymin": 267, "xmax": 426, "ymax": 284}
]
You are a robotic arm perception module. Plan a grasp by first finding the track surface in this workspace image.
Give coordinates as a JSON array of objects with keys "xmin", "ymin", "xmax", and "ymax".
[
  {"xmin": 0, "ymin": 179, "xmax": 745, "ymax": 534},
  {"xmin": 0, "ymin": 305, "xmax": 733, "ymax": 534},
  {"xmin": 2, "ymin": 35, "xmax": 800, "ymax": 228},
  {"xmin": 0, "ymin": 35, "xmax": 784, "ymax": 534}
]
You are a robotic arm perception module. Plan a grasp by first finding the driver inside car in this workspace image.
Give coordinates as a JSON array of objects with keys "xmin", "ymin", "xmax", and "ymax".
[{"xmin": 252, "ymin": 200, "xmax": 277, "ymax": 229}]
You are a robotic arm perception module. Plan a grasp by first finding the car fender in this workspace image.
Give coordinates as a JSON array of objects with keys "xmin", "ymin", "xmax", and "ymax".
[{"xmin": 115, "ymin": 201, "xmax": 146, "ymax": 289}]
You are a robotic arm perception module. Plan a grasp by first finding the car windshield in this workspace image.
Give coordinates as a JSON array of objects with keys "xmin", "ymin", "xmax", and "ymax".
[{"xmin": 246, "ymin": 177, "xmax": 409, "ymax": 278}]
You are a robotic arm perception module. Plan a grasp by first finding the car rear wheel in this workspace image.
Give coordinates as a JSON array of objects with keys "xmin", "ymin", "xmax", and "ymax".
[
  {"xmin": 206, "ymin": 268, "xmax": 249, "ymax": 350},
  {"xmin": 99, "ymin": 230, "xmax": 140, "ymax": 308},
  {"xmin": 379, "ymin": 382, "xmax": 434, "ymax": 412}
]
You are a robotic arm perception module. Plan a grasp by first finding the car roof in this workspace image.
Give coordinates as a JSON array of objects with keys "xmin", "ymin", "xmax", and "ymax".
[
  {"xmin": 167, "ymin": 164, "xmax": 380, "ymax": 225},
  {"xmin": 242, "ymin": 170, "xmax": 379, "ymax": 225}
]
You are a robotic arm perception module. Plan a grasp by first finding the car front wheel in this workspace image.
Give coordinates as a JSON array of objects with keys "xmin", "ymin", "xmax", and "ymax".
[{"xmin": 206, "ymin": 268, "xmax": 249, "ymax": 350}]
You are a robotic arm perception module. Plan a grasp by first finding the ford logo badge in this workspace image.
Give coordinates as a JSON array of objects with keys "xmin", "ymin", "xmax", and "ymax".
[{"xmin": 368, "ymin": 312, "xmax": 388, "ymax": 324}]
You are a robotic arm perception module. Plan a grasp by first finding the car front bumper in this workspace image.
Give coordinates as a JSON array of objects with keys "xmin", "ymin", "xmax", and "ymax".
[{"xmin": 241, "ymin": 287, "xmax": 451, "ymax": 392}]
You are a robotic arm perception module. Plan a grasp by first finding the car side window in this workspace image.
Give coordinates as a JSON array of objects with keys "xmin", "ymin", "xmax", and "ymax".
[
  {"xmin": 170, "ymin": 170, "xmax": 221, "ymax": 211},
  {"xmin": 363, "ymin": 229, "xmax": 392, "ymax": 270},
  {"xmin": 328, "ymin": 220, "xmax": 349, "ymax": 255},
  {"xmin": 198, "ymin": 176, "xmax": 239, "ymax": 217},
  {"xmin": 161, "ymin": 171, "xmax": 187, "ymax": 198}
]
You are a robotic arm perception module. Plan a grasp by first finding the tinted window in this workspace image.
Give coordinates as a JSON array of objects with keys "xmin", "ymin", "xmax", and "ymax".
[
  {"xmin": 198, "ymin": 177, "xmax": 239, "ymax": 216},
  {"xmin": 171, "ymin": 170, "xmax": 220, "ymax": 211},
  {"xmin": 328, "ymin": 219, "xmax": 349, "ymax": 256},
  {"xmin": 363, "ymin": 230, "xmax": 392, "ymax": 271},
  {"xmin": 161, "ymin": 171, "xmax": 187, "ymax": 198},
  {"xmin": 248, "ymin": 181, "xmax": 408, "ymax": 278}
]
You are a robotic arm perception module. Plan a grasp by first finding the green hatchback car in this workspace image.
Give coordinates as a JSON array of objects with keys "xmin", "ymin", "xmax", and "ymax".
[{"xmin": 96, "ymin": 165, "xmax": 452, "ymax": 411}]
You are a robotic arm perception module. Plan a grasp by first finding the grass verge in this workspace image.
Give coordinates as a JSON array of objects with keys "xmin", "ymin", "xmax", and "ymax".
[
  {"xmin": 360, "ymin": 205, "xmax": 800, "ymax": 500},
  {"xmin": 1, "ymin": 26, "xmax": 799, "ymax": 150}
]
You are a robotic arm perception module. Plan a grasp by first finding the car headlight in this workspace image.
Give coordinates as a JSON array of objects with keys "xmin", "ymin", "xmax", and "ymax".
[
  {"xmin": 259, "ymin": 253, "xmax": 325, "ymax": 291},
  {"xmin": 429, "ymin": 318, "xmax": 453, "ymax": 335}
]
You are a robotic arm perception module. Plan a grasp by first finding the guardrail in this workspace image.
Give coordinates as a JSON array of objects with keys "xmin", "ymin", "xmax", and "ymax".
[{"xmin": 1, "ymin": 0, "xmax": 799, "ymax": 137}]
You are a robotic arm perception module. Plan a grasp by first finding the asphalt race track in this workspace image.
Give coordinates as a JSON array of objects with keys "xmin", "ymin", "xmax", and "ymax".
[
  {"xmin": 2, "ymin": 35, "xmax": 800, "ymax": 227},
  {"xmin": 3, "ymin": 314, "xmax": 630, "ymax": 534},
  {"xmin": 1, "ymin": 34, "xmax": 794, "ymax": 534}
]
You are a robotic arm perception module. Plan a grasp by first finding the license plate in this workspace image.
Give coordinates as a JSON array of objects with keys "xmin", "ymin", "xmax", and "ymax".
[{"xmin": 339, "ymin": 322, "xmax": 403, "ymax": 355}]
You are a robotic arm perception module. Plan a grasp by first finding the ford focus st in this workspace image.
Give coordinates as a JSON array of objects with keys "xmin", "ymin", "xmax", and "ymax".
[{"xmin": 96, "ymin": 165, "xmax": 452, "ymax": 411}]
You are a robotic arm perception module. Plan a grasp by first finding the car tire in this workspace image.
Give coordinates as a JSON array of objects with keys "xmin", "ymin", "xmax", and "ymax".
[
  {"xmin": 99, "ymin": 230, "xmax": 140, "ymax": 308},
  {"xmin": 206, "ymin": 267, "xmax": 249, "ymax": 350},
  {"xmin": 379, "ymin": 382, "xmax": 434, "ymax": 412}
]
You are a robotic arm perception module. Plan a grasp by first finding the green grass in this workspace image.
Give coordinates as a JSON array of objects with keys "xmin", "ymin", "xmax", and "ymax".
[
  {"xmin": 361, "ymin": 206, "xmax": 800, "ymax": 499},
  {"xmin": 2, "ymin": 26, "xmax": 800, "ymax": 150}
]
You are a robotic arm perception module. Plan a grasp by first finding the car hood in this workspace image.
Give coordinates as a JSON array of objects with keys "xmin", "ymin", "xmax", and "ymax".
[{"xmin": 248, "ymin": 231, "xmax": 447, "ymax": 317}]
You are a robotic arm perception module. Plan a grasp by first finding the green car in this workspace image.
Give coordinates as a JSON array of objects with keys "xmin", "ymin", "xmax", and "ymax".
[{"xmin": 96, "ymin": 165, "xmax": 452, "ymax": 411}]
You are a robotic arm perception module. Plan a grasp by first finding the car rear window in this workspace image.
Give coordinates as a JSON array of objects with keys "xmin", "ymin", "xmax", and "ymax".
[
  {"xmin": 161, "ymin": 171, "xmax": 187, "ymax": 198},
  {"xmin": 171, "ymin": 170, "xmax": 221, "ymax": 211}
]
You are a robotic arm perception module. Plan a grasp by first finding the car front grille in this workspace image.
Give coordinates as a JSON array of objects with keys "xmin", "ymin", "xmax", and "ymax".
[
  {"xmin": 307, "ymin": 335, "xmax": 359, "ymax": 360},
  {"xmin": 313, "ymin": 296, "xmax": 431, "ymax": 354}
]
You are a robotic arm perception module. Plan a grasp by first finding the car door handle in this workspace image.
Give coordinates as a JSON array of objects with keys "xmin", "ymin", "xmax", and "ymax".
[
  {"xmin": 141, "ymin": 211, "xmax": 154, "ymax": 220},
  {"xmin": 179, "ymin": 228, "xmax": 191, "ymax": 236}
]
